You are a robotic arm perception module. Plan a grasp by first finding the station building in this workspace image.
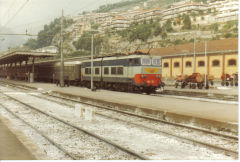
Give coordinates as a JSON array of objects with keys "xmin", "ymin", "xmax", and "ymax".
[{"xmin": 148, "ymin": 38, "xmax": 238, "ymax": 80}]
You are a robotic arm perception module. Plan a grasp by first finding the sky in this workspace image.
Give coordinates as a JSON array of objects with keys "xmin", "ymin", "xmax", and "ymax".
[{"xmin": 0, "ymin": 0, "xmax": 122, "ymax": 34}]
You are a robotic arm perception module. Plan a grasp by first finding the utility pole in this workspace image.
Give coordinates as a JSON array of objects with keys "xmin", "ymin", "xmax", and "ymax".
[
  {"xmin": 204, "ymin": 41, "xmax": 207, "ymax": 89},
  {"xmin": 60, "ymin": 9, "xmax": 64, "ymax": 87},
  {"xmin": 193, "ymin": 33, "xmax": 196, "ymax": 73},
  {"xmin": 91, "ymin": 34, "xmax": 94, "ymax": 91}
]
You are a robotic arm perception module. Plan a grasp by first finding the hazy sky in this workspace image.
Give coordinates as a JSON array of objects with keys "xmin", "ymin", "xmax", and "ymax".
[{"xmin": 0, "ymin": 0, "xmax": 121, "ymax": 34}]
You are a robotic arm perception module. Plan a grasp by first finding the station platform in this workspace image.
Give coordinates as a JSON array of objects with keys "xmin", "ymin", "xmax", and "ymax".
[
  {"xmin": 0, "ymin": 117, "xmax": 36, "ymax": 160},
  {"xmin": 0, "ymin": 79, "xmax": 238, "ymax": 132}
]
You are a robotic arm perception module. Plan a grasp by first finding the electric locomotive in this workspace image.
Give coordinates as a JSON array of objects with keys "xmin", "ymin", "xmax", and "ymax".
[{"xmin": 81, "ymin": 55, "xmax": 163, "ymax": 93}]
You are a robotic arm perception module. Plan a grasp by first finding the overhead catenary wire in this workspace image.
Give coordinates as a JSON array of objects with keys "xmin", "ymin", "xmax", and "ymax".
[
  {"xmin": 2, "ymin": 0, "xmax": 30, "ymax": 28},
  {"xmin": 2, "ymin": 0, "xmax": 17, "ymax": 20}
]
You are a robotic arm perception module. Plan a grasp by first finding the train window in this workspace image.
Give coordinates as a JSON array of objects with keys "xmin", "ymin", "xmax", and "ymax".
[
  {"xmin": 117, "ymin": 67, "xmax": 123, "ymax": 75},
  {"xmin": 104, "ymin": 67, "xmax": 109, "ymax": 75},
  {"xmin": 111, "ymin": 67, "xmax": 117, "ymax": 75},
  {"xmin": 174, "ymin": 62, "xmax": 180, "ymax": 67},
  {"xmin": 212, "ymin": 60, "xmax": 220, "ymax": 67},
  {"xmin": 152, "ymin": 59, "xmax": 161, "ymax": 66},
  {"xmin": 85, "ymin": 68, "xmax": 91, "ymax": 74},
  {"xmin": 129, "ymin": 59, "xmax": 133, "ymax": 66},
  {"xmin": 198, "ymin": 61, "xmax": 204, "ymax": 67},
  {"xmin": 95, "ymin": 68, "xmax": 100, "ymax": 75},
  {"xmin": 134, "ymin": 58, "xmax": 140, "ymax": 65},
  {"xmin": 129, "ymin": 58, "xmax": 140, "ymax": 66},
  {"xmin": 185, "ymin": 61, "xmax": 192, "ymax": 67},
  {"xmin": 141, "ymin": 58, "xmax": 151, "ymax": 65},
  {"xmin": 228, "ymin": 59, "xmax": 236, "ymax": 66},
  {"xmin": 163, "ymin": 62, "xmax": 169, "ymax": 68}
]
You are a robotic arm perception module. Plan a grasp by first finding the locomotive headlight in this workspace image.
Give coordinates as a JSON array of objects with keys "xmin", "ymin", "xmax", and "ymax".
[{"xmin": 141, "ymin": 74, "xmax": 146, "ymax": 78}]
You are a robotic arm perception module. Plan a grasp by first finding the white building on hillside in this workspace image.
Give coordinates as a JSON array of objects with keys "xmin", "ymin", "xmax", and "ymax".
[
  {"xmin": 134, "ymin": 8, "xmax": 162, "ymax": 22},
  {"xmin": 160, "ymin": 1, "xmax": 207, "ymax": 21},
  {"xmin": 36, "ymin": 46, "xmax": 58, "ymax": 53},
  {"xmin": 209, "ymin": 0, "xmax": 238, "ymax": 22}
]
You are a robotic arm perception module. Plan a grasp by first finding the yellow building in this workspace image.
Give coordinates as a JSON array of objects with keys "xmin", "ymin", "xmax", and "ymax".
[{"xmin": 149, "ymin": 38, "xmax": 238, "ymax": 80}]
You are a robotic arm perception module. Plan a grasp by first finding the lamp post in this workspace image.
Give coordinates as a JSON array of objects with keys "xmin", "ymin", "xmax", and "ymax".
[
  {"xmin": 91, "ymin": 34, "xmax": 94, "ymax": 91},
  {"xmin": 60, "ymin": 9, "xmax": 64, "ymax": 87},
  {"xmin": 90, "ymin": 29, "xmax": 98, "ymax": 91},
  {"xmin": 193, "ymin": 32, "xmax": 196, "ymax": 73},
  {"xmin": 204, "ymin": 40, "xmax": 208, "ymax": 89}
]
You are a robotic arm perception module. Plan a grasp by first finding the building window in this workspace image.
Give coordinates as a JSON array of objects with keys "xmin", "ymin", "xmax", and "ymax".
[
  {"xmin": 174, "ymin": 62, "xmax": 180, "ymax": 68},
  {"xmin": 212, "ymin": 60, "xmax": 220, "ymax": 67},
  {"xmin": 198, "ymin": 61, "xmax": 205, "ymax": 67},
  {"xmin": 111, "ymin": 67, "xmax": 117, "ymax": 75},
  {"xmin": 163, "ymin": 62, "xmax": 169, "ymax": 68},
  {"xmin": 95, "ymin": 68, "xmax": 100, "ymax": 75},
  {"xmin": 104, "ymin": 67, "xmax": 109, "ymax": 75},
  {"xmin": 228, "ymin": 59, "xmax": 236, "ymax": 66},
  {"xmin": 185, "ymin": 61, "xmax": 192, "ymax": 67}
]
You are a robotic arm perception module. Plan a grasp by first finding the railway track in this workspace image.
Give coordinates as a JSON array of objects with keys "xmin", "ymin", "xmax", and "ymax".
[
  {"xmin": 0, "ymin": 90, "xmax": 146, "ymax": 160},
  {"xmin": 155, "ymin": 89, "xmax": 238, "ymax": 102},
  {"xmin": 0, "ymin": 84, "xmax": 238, "ymax": 160}
]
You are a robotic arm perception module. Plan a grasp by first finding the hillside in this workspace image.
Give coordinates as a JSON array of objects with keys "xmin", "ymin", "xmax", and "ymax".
[
  {"xmin": 94, "ymin": 0, "xmax": 207, "ymax": 13},
  {"xmin": 22, "ymin": 0, "xmax": 238, "ymax": 57}
]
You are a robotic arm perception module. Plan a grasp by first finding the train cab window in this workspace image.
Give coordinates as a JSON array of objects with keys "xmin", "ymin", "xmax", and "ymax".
[
  {"xmin": 163, "ymin": 62, "xmax": 169, "ymax": 68},
  {"xmin": 185, "ymin": 61, "xmax": 192, "ymax": 67},
  {"xmin": 174, "ymin": 62, "xmax": 180, "ymax": 68},
  {"xmin": 152, "ymin": 58, "xmax": 161, "ymax": 66},
  {"xmin": 198, "ymin": 61, "xmax": 204, "ymax": 67},
  {"xmin": 212, "ymin": 60, "xmax": 220, "ymax": 67},
  {"xmin": 129, "ymin": 58, "xmax": 140, "ymax": 66},
  {"xmin": 104, "ymin": 67, "xmax": 109, "ymax": 75},
  {"xmin": 111, "ymin": 67, "xmax": 117, "ymax": 75},
  {"xmin": 95, "ymin": 68, "xmax": 100, "ymax": 75},
  {"xmin": 117, "ymin": 67, "xmax": 123, "ymax": 75},
  {"xmin": 228, "ymin": 59, "xmax": 236, "ymax": 66},
  {"xmin": 141, "ymin": 58, "xmax": 151, "ymax": 65}
]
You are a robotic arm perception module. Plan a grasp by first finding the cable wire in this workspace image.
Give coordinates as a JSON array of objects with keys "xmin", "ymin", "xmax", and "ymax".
[{"xmin": 3, "ymin": 0, "xmax": 30, "ymax": 27}]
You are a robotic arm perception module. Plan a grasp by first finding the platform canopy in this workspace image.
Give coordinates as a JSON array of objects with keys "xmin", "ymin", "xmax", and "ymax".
[{"xmin": 0, "ymin": 50, "xmax": 57, "ymax": 65}]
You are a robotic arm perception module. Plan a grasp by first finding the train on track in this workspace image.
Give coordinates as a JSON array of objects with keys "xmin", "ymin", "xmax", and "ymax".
[{"xmin": 1, "ymin": 54, "xmax": 164, "ymax": 94}]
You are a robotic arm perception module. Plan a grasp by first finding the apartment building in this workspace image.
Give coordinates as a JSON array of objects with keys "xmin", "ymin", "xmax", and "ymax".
[
  {"xmin": 110, "ymin": 16, "xmax": 130, "ymax": 31},
  {"xmin": 209, "ymin": 0, "xmax": 238, "ymax": 22},
  {"xmin": 161, "ymin": 1, "xmax": 207, "ymax": 21},
  {"xmin": 134, "ymin": 8, "xmax": 162, "ymax": 22}
]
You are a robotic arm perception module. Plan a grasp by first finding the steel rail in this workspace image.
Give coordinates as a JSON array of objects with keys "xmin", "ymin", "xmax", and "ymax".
[
  {"xmin": 27, "ymin": 92, "xmax": 238, "ymax": 157},
  {"xmin": 0, "ymin": 102, "xmax": 78, "ymax": 160},
  {"xmin": 1, "ymin": 91, "xmax": 148, "ymax": 160},
  {"xmin": 1, "ymin": 81, "xmax": 237, "ymax": 140},
  {"xmin": 0, "ymin": 81, "xmax": 238, "ymax": 138}
]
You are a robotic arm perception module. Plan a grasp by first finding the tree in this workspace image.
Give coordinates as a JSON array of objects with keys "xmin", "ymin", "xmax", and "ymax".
[
  {"xmin": 24, "ymin": 38, "xmax": 38, "ymax": 49},
  {"xmin": 161, "ymin": 31, "xmax": 167, "ymax": 40},
  {"xmin": 74, "ymin": 32, "xmax": 103, "ymax": 54},
  {"xmin": 91, "ymin": 23, "xmax": 100, "ymax": 30},
  {"xmin": 182, "ymin": 14, "xmax": 191, "ymax": 30},
  {"xmin": 154, "ymin": 26, "xmax": 162, "ymax": 36},
  {"xmin": 23, "ymin": 17, "xmax": 73, "ymax": 49},
  {"xmin": 163, "ymin": 19, "xmax": 173, "ymax": 32},
  {"xmin": 209, "ymin": 23, "xmax": 219, "ymax": 33}
]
